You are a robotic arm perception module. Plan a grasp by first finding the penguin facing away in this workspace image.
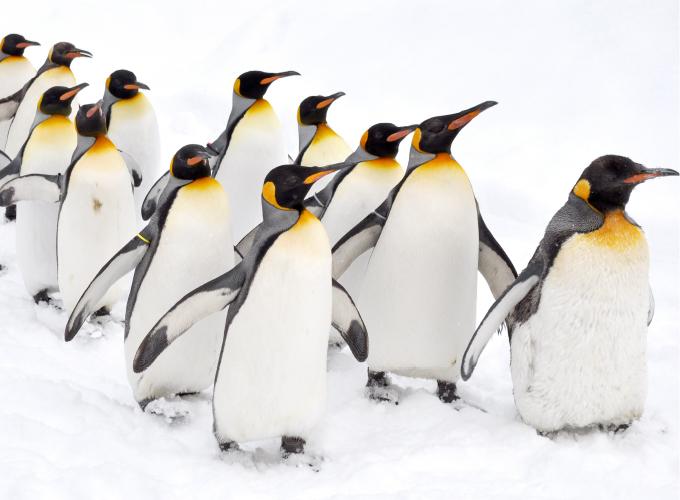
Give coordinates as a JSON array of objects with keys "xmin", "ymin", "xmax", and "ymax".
[
  {"xmin": 461, "ymin": 155, "xmax": 678, "ymax": 433},
  {"xmin": 0, "ymin": 34, "xmax": 40, "ymax": 150},
  {"xmin": 332, "ymin": 102, "xmax": 517, "ymax": 404},
  {"xmin": 133, "ymin": 163, "xmax": 368, "ymax": 457},
  {"xmin": 141, "ymin": 70, "xmax": 298, "ymax": 241},
  {"xmin": 295, "ymin": 92, "xmax": 352, "ymax": 166},
  {"xmin": 0, "ymin": 102, "xmax": 141, "ymax": 314},
  {"xmin": 0, "ymin": 83, "xmax": 87, "ymax": 302},
  {"xmin": 64, "ymin": 144, "xmax": 233, "ymax": 407},
  {"xmin": 103, "ymin": 69, "xmax": 161, "ymax": 224}
]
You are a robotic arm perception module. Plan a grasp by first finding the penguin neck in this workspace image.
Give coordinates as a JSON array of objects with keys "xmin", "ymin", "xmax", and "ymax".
[
  {"xmin": 0, "ymin": 52, "xmax": 10, "ymax": 63},
  {"xmin": 29, "ymin": 110, "xmax": 53, "ymax": 133},
  {"xmin": 406, "ymin": 145, "xmax": 437, "ymax": 171},
  {"xmin": 36, "ymin": 58, "xmax": 64, "ymax": 77},
  {"xmin": 260, "ymin": 199, "xmax": 301, "ymax": 234},
  {"xmin": 228, "ymin": 92, "xmax": 257, "ymax": 129},
  {"xmin": 102, "ymin": 88, "xmax": 122, "ymax": 116},
  {"xmin": 73, "ymin": 135, "xmax": 97, "ymax": 160},
  {"xmin": 297, "ymin": 122, "xmax": 317, "ymax": 155},
  {"xmin": 345, "ymin": 146, "xmax": 378, "ymax": 164}
]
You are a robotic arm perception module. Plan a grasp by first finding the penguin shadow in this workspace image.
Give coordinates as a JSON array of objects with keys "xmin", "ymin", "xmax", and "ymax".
[
  {"xmin": 143, "ymin": 392, "xmax": 211, "ymax": 425},
  {"xmin": 218, "ymin": 443, "xmax": 325, "ymax": 473},
  {"xmin": 539, "ymin": 422, "xmax": 632, "ymax": 441}
]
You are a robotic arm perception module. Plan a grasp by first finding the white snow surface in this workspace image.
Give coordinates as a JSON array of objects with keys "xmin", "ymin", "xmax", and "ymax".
[{"xmin": 1, "ymin": 1, "xmax": 678, "ymax": 498}]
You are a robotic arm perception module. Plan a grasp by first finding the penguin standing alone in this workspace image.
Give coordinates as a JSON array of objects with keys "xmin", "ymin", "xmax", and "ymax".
[
  {"xmin": 332, "ymin": 103, "xmax": 517, "ymax": 404},
  {"xmin": 64, "ymin": 145, "xmax": 233, "ymax": 408},
  {"xmin": 133, "ymin": 164, "xmax": 368, "ymax": 457},
  {"xmin": 461, "ymin": 155, "xmax": 678, "ymax": 433}
]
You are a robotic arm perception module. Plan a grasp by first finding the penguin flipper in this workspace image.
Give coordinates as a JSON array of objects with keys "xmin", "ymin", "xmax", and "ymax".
[
  {"xmin": 0, "ymin": 155, "xmax": 21, "ymax": 184},
  {"xmin": 0, "ymin": 174, "xmax": 61, "ymax": 205},
  {"xmin": 331, "ymin": 279, "xmax": 368, "ymax": 362},
  {"xmin": 0, "ymin": 88, "xmax": 22, "ymax": 122},
  {"xmin": 141, "ymin": 171, "xmax": 170, "ymax": 220},
  {"xmin": 133, "ymin": 265, "xmax": 246, "ymax": 373},
  {"xmin": 477, "ymin": 203, "xmax": 518, "ymax": 299},
  {"xmin": 0, "ymin": 150, "xmax": 10, "ymax": 169},
  {"xmin": 332, "ymin": 210, "xmax": 386, "ymax": 280},
  {"xmin": 235, "ymin": 224, "xmax": 260, "ymax": 261},
  {"xmin": 118, "ymin": 150, "xmax": 143, "ymax": 187},
  {"xmin": 65, "ymin": 234, "xmax": 150, "ymax": 341},
  {"xmin": 648, "ymin": 284, "xmax": 655, "ymax": 326},
  {"xmin": 461, "ymin": 258, "xmax": 544, "ymax": 381}
]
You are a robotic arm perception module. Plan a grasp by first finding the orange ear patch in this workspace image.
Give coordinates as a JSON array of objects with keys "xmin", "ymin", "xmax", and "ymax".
[
  {"xmin": 448, "ymin": 110, "xmax": 481, "ymax": 130},
  {"xmin": 360, "ymin": 130, "xmax": 369, "ymax": 150},
  {"xmin": 573, "ymin": 179, "xmax": 591, "ymax": 201}
]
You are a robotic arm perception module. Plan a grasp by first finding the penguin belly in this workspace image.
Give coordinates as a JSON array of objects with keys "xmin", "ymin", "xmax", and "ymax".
[
  {"xmin": 5, "ymin": 67, "xmax": 76, "ymax": 158},
  {"xmin": 0, "ymin": 56, "xmax": 36, "ymax": 150},
  {"xmin": 126, "ymin": 177, "xmax": 233, "ymax": 402},
  {"xmin": 213, "ymin": 210, "xmax": 331, "ymax": 444},
  {"xmin": 510, "ymin": 211, "xmax": 650, "ymax": 432},
  {"xmin": 215, "ymin": 99, "xmax": 287, "ymax": 241},
  {"xmin": 106, "ymin": 93, "xmax": 161, "ymax": 225},
  {"xmin": 360, "ymin": 156, "xmax": 478, "ymax": 382},
  {"xmin": 57, "ymin": 136, "xmax": 136, "ymax": 314},
  {"xmin": 16, "ymin": 115, "xmax": 76, "ymax": 296},
  {"xmin": 300, "ymin": 124, "xmax": 352, "ymax": 192}
]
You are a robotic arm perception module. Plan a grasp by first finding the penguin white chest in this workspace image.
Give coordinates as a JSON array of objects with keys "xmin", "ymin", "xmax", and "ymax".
[
  {"xmin": 213, "ymin": 210, "xmax": 331, "ymax": 444},
  {"xmin": 126, "ymin": 177, "xmax": 233, "ymax": 402},
  {"xmin": 360, "ymin": 155, "xmax": 479, "ymax": 382},
  {"xmin": 58, "ymin": 137, "xmax": 137, "ymax": 314},
  {"xmin": 300, "ymin": 124, "xmax": 352, "ymax": 168},
  {"xmin": 511, "ymin": 211, "xmax": 650, "ymax": 432},
  {"xmin": 0, "ymin": 56, "xmax": 35, "ymax": 98}
]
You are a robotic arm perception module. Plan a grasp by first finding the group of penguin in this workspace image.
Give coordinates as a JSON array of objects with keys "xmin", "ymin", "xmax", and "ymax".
[{"xmin": 0, "ymin": 33, "xmax": 677, "ymax": 460}]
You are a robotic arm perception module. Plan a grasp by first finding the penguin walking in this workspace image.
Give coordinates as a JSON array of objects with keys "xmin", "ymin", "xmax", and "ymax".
[
  {"xmin": 0, "ymin": 83, "xmax": 87, "ymax": 302},
  {"xmin": 295, "ymin": 92, "xmax": 351, "ymax": 166},
  {"xmin": 133, "ymin": 164, "xmax": 368, "ymax": 457},
  {"xmin": 0, "ymin": 34, "xmax": 40, "ymax": 150},
  {"xmin": 103, "ymin": 70, "xmax": 161, "ymax": 223},
  {"xmin": 0, "ymin": 102, "xmax": 140, "ymax": 314},
  {"xmin": 64, "ymin": 145, "xmax": 232, "ymax": 407},
  {"xmin": 461, "ymin": 155, "xmax": 678, "ymax": 433},
  {"xmin": 332, "ymin": 102, "xmax": 517, "ymax": 404},
  {"xmin": 141, "ymin": 70, "xmax": 298, "ymax": 241}
]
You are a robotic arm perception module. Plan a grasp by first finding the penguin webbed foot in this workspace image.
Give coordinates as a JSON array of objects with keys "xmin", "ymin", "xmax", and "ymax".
[
  {"xmin": 281, "ymin": 437, "xmax": 323, "ymax": 471},
  {"xmin": 219, "ymin": 440, "xmax": 241, "ymax": 453},
  {"xmin": 281, "ymin": 436, "xmax": 305, "ymax": 457},
  {"xmin": 4, "ymin": 204, "xmax": 16, "ymax": 221},
  {"xmin": 32, "ymin": 289, "xmax": 51, "ymax": 305},
  {"xmin": 436, "ymin": 380, "xmax": 460, "ymax": 404},
  {"xmin": 598, "ymin": 422, "xmax": 630, "ymax": 434},
  {"xmin": 141, "ymin": 396, "xmax": 191, "ymax": 422},
  {"xmin": 366, "ymin": 370, "xmax": 399, "ymax": 405},
  {"xmin": 92, "ymin": 306, "xmax": 110, "ymax": 318}
]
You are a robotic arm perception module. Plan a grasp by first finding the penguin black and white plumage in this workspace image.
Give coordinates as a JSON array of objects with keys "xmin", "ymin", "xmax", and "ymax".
[
  {"xmin": 332, "ymin": 102, "xmax": 517, "ymax": 404},
  {"xmin": 0, "ymin": 83, "xmax": 87, "ymax": 302},
  {"xmin": 0, "ymin": 102, "xmax": 140, "ymax": 314},
  {"xmin": 141, "ymin": 70, "xmax": 298, "ymax": 241},
  {"xmin": 133, "ymin": 163, "xmax": 368, "ymax": 457},
  {"xmin": 103, "ymin": 69, "xmax": 161, "ymax": 224},
  {"xmin": 1, "ymin": 42, "xmax": 91, "ymax": 158},
  {"xmin": 461, "ymin": 155, "xmax": 678, "ymax": 433},
  {"xmin": 64, "ymin": 145, "xmax": 232, "ymax": 407},
  {"xmin": 0, "ymin": 34, "xmax": 40, "ymax": 150},
  {"xmin": 295, "ymin": 92, "xmax": 351, "ymax": 167}
]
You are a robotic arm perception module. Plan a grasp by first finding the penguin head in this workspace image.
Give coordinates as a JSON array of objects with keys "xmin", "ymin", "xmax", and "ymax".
[
  {"xmin": 169, "ymin": 145, "xmax": 215, "ymax": 180},
  {"xmin": 48, "ymin": 42, "xmax": 92, "ymax": 67},
  {"xmin": 1, "ymin": 34, "xmax": 40, "ymax": 56},
  {"xmin": 38, "ymin": 83, "xmax": 89, "ymax": 116},
  {"xmin": 360, "ymin": 123, "xmax": 417, "ymax": 158},
  {"xmin": 233, "ymin": 70, "xmax": 300, "ymax": 99},
  {"xmin": 106, "ymin": 70, "xmax": 150, "ymax": 99},
  {"xmin": 75, "ymin": 101, "xmax": 107, "ymax": 137},
  {"xmin": 262, "ymin": 164, "xmax": 350, "ymax": 211},
  {"xmin": 412, "ymin": 101, "xmax": 497, "ymax": 154},
  {"xmin": 574, "ymin": 155, "xmax": 679, "ymax": 213},
  {"xmin": 297, "ymin": 92, "xmax": 345, "ymax": 126}
]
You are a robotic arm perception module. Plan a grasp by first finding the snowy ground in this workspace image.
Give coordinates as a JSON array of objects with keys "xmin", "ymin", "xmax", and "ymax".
[{"xmin": 1, "ymin": 1, "xmax": 678, "ymax": 498}]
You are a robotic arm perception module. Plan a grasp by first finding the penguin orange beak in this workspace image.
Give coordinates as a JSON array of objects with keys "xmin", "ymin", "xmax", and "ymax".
[
  {"xmin": 623, "ymin": 167, "xmax": 679, "ymax": 184},
  {"xmin": 447, "ymin": 101, "xmax": 497, "ymax": 130},
  {"xmin": 86, "ymin": 105, "xmax": 102, "ymax": 118},
  {"xmin": 16, "ymin": 40, "xmax": 40, "ymax": 49},
  {"xmin": 60, "ymin": 82, "xmax": 89, "ymax": 101},
  {"xmin": 316, "ymin": 92, "xmax": 345, "ymax": 109},
  {"xmin": 124, "ymin": 82, "xmax": 150, "ymax": 90},
  {"xmin": 260, "ymin": 71, "xmax": 300, "ymax": 85},
  {"xmin": 187, "ymin": 157, "xmax": 205, "ymax": 166},
  {"xmin": 66, "ymin": 48, "xmax": 93, "ymax": 59},
  {"xmin": 303, "ymin": 162, "xmax": 351, "ymax": 184},
  {"xmin": 387, "ymin": 125, "xmax": 417, "ymax": 142}
]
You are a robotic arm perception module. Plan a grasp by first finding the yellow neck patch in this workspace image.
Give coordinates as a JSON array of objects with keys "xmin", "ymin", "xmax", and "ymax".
[
  {"xmin": 579, "ymin": 210, "xmax": 645, "ymax": 251},
  {"xmin": 262, "ymin": 181, "xmax": 292, "ymax": 210},
  {"xmin": 365, "ymin": 157, "xmax": 401, "ymax": 170},
  {"xmin": 289, "ymin": 208, "xmax": 319, "ymax": 232},
  {"xmin": 182, "ymin": 176, "xmax": 221, "ymax": 192},
  {"xmin": 573, "ymin": 179, "xmax": 601, "ymax": 212}
]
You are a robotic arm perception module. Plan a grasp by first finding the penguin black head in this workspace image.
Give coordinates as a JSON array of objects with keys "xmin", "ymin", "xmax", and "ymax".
[
  {"xmin": 48, "ymin": 42, "xmax": 92, "ymax": 67},
  {"xmin": 38, "ymin": 83, "xmax": 89, "ymax": 116},
  {"xmin": 412, "ymin": 101, "xmax": 497, "ymax": 154},
  {"xmin": 106, "ymin": 70, "xmax": 150, "ymax": 99},
  {"xmin": 263, "ymin": 164, "xmax": 349, "ymax": 211},
  {"xmin": 573, "ymin": 155, "xmax": 679, "ymax": 214},
  {"xmin": 234, "ymin": 70, "xmax": 300, "ymax": 100},
  {"xmin": 75, "ymin": 101, "xmax": 107, "ymax": 137},
  {"xmin": 1, "ymin": 34, "xmax": 40, "ymax": 56},
  {"xmin": 297, "ymin": 92, "xmax": 345, "ymax": 126},
  {"xmin": 360, "ymin": 123, "xmax": 417, "ymax": 158},
  {"xmin": 169, "ymin": 144, "xmax": 215, "ymax": 180}
]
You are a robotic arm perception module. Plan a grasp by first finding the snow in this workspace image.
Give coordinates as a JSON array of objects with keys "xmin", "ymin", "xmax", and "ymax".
[{"xmin": 1, "ymin": 0, "xmax": 678, "ymax": 498}]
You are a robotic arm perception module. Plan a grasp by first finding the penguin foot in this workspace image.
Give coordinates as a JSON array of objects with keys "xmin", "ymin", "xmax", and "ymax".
[
  {"xmin": 93, "ymin": 306, "xmax": 110, "ymax": 317},
  {"xmin": 366, "ymin": 371, "xmax": 399, "ymax": 404},
  {"xmin": 4, "ymin": 205, "xmax": 16, "ymax": 222},
  {"xmin": 33, "ymin": 289, "xmax": 50, "ymax": 305},
  {"xmin": 598, "ymin": 422, "xmax": 630, "ymax": 434},
  {"xmin": 142, "ymin": 396, "xmax": 191, "ymax": 423},
  {"xmin": 281, "ymin": 436, "xmax": 305, "ymax": 457},
  {"xmin": 219, "ymin": 440, "xmax": 241, "ymax": 453},
  {"xmin": 436, "ymin": 380, "xmax": 460, "ymax": 404}
]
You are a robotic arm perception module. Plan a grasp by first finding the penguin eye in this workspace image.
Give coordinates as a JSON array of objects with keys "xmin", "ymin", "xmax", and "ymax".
[
  {"xmin": 285, "ymin": 176, "xmax": 298, "ymax": 186},
  {"xmin": 375, "ymin": 132, "xmax": 383, "ymax": 139}
]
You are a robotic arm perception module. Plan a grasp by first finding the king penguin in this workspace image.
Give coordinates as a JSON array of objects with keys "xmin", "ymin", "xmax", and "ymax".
[
  {"xmin": 141, "ymin": 70, "xmax": 298, "ymax": 241},
  {"xmin": 332, "ymin": 102, "xmax": 517, "ymax": 404},
  {"xmin": 0, "ymin": 83, "xmax": 87, "ymax": 302},
  {"xmin": 295, "ymin": 92, "xmax": 351, "ymax": 166},
  {"xmin": 461, "ymin": 155, "xmax": 678, "ymax": 433},
  {"xmin": 0, "ymin": 102, "xmax": 140, "ymax": 315},
  {"xmin": 132, "ymin": 163, "xmax": 368, "ymax": 457},
  {"xmin": 64, "ymin": 144, "xmax": 233, "ymax": 407},
  {"xmin": 103, "ymin": 69, "xmax": 161, "ymax": 224},
  {"xmin": 0, "ymin": 34, "xmax": 40, "ymax": 150}
]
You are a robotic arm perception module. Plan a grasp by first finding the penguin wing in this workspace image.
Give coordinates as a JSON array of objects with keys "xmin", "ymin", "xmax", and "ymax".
[
  {"xmin": 0, "ymin": 150, "xmax": 10, "ymax": 169},
  {"xmin": 477, "ymin": 203, "xmax": 518, "ymax": 299},
  {"xmin": 332, "ymin": 211, "xmax": 386, "ymax": 280},
  {"xmin": 65, "ymin": 234, "xmax": 151, "ymax": 341},
  {"xmin": 118, "ymin": 150, "xmax": 143, "ymax": 188},
  {"xmin": 0, "ymin": 153, "xmax": 20, "ymax": 184},
  {"xmin": 0, "ymin": 174, "xmax": 61, "ymax": 205},
  {"xmin": 0, "ymin": 88, "xmax": 23, "ymax": 122},
  {"xmin": 133, "ymin": 265, "xmax": 247, "ymax": 373},
  {"xmin": 235, "ymin": 224, "xmax": 260, "ymax": 261},
  {"xmin": 141, "ymin": 171, "xmax": 170, "ymax": 220},
  {"xmin": 331, "ymin": 279, "xmax": 369, "ymax": 362},
  {"xmin": 461, "ymin": 258, "xmax": 544, "ymax": 381},
  {"xmin": 648, "ymin": 284, "xmax": 655, "ymax": 326},
  {"xmin": 287, "ymin": 154, "xmax": 294, "ymax": 164}
]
